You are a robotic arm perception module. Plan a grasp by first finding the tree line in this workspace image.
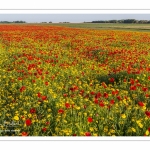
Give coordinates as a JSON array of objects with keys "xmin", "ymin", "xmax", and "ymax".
[
  {"xmin": 87, "ymin": 19, "xmax": 150, "ymax": 24},
  {"xmin": 0, "ymin": 21, "xmax": 26, "ymax": 23}
]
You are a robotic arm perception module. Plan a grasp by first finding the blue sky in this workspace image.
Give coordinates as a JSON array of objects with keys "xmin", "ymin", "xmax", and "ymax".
[{"xmin": 0, "ymin": 14, "xmax": 150, "ymax": 23}]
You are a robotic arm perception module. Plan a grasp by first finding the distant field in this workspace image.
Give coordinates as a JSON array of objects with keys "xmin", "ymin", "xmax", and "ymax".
[
  {"xmin": 38, "ymin": 23, "xmax": 150, "ymax": 32},
  {"xmin": 1, "ymin": 23, "xmax": 150, "ymax": 32}
]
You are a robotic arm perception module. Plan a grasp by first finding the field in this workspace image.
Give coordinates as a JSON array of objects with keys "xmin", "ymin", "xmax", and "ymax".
[
  {"xmin": 0, "ymin": 24, "xmax": 150, "ymax": 136},
  {"xmin": 42, "ymin": 23, "xmax": 150, "ymax": 32}
]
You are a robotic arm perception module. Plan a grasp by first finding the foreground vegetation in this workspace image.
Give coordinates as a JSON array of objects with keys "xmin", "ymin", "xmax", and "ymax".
[{"xmin": 0, "ymin": 25, "xmax": 150, "ymax": 136}]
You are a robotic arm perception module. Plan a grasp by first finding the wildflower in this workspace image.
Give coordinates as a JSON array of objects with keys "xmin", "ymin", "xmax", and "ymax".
[
  {"xmin": 112, "ymin": 90, "xmax": 119, "ymax": 95},
  {"xmin": 37, "ymin": 92, "xmax": 41, "ymax": 98},
  {"xmin": 65, "ymin": 103, "xmax": 70, "ymax": 108},
  {"xmin": 95, "ymin": 92, "xmax": 101, "ymax": 98},
  {"xmin": 142, "ymin": 87, "xmax": 148, "ymax": 92},
  {"xmin": 25, "ymin": 119, "xmax": 32, "ymax": 126},
  {"xmin": 22, "ymin": 132, "xmax": 28, "ymax": 136},
  {"xmin": 131, "ymin": 128, "xmax": 136, "ymax": 132},
  {"xmin": 58, "ymin": 109, "xmax": 64, "ymax": 114},
  {"xmin": 94, "ymin": 98, "xmax": 99, "ymax": 104},
  {"xmin": 87, "ymin": 117, "xmax": 93, "ymax": 123},
  {"xmin": 110, "ymin": 99, "xmax": 115, "ymax": 105},
  {"xmin": 13, "ymin": 116, "xmax": 19, "ymax": 121},
  {"xmin": 99, "ymin": 101, "xmax": 105, "ymax": 107},
  {"xmin": 121, "ymin": 114, "xmax": 126, "ymax": 119},
  {"xmin": 145, "ymin": 111, "xmax": 150, "ymax": 117},
  {"xmin": 41, "ymin": 96, "xmax": 47, "ymax": 101},
  {"xmin": 73, "ymin": 134, "xmax": 77, "ymax": 136},
  {"xmin": 103, "ymin": 92, "xmax": 108, "ymax": 98},
  {"xmin": 145, "ymin": 130, "xmax": 149, "ymax": 136},
  {"xmin": 117, "ymin": 96, "xmax": 121, "ymax": 101},
  {"xmin": 85, "ymin": 132, "xmax": 91, "ymax": 136},
  {"xmin": 63, "ymin": 93, "xmax": 68, "ymax": 97},
  {"xmin": 109, "ymin": 78, "xmax": 115, "ymax": 83},
  {"xmin": 138, "ymin": 101, "xmax": 144, "ymax": 107},
  {"xmin": 130, "ymin": 85, "xmax": 136, "ymax": 90},
  {"xmin": 20, "ymin": 86, "xmax": 26, "ymax": 92},
  {"xmin": 90, "ymin": 91, "xmax": 95, "ymax": 95},
  {"xmin": 30, "ymin": 108, "xmax": 36, "ymax": 114},
  {"xmin": 42, "ymin": 127, "xmax": 47, "ymax": 132},
  {"xmin": 45, "ymin": 122, "xmax": 50, "ymax": 125},
  {"xmin": 45, "ymin": 81, "xmax": 48, "ymax": 86}
]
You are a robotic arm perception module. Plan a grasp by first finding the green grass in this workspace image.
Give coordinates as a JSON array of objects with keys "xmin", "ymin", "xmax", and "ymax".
[{"xmin": 38, "ymin": 23, "xmax": 150, "ymax": 32}]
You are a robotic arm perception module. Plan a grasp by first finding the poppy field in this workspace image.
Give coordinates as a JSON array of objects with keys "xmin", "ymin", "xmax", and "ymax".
[{"xmin": 0, "ymin": 24, "xmax": 150, "ymax": 136}]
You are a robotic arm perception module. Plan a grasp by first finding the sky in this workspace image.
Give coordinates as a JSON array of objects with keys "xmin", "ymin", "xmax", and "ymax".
[{"xmin": 0, "ymin": 14, "xmax": 150, "ymax": 23}]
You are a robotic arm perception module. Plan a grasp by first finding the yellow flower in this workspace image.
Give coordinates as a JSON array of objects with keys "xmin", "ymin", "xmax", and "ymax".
[
  {"xmin": 138, "ymin": 123, "xmax": 143, "ymax": 128},
  {"xmin": 145, "ymin": 130, "xmax": 149, "ymax": 136},
  {"xmin": 47, "ymin": 109, "xmax": 51, "ymax": 112},
  {"xmin": 89, "ymin": 127, "xmax": 94, "ymax": 132},
  {"xmin": 121, "ymin": 114, "xmax": 126, "ymax": 119},
  {"xmin": 13, "ymin": 116, "xmax": 19, "ymax": 121},
  {"xmin": 110, "ymin": 129, "xmax": 115, "ymax": 133},
  {"xmin": 104, "ymin": 126, "xmax": 108, "ymax": 132},
  {"xmin": 28, "ymin": 113, "xmax": 32, "ymax": 118},
  {"xmin": 132, "ymin": 128, "xmax": 136, "ymax": 132},
  {"xmin": 83, "ymin": 113, "xmax": 87, "ymax": 116},
  {"xmin": 93, "ymin": 134, "xmax": 98, "ymax": 136},
  {"xmin": 76, "ymin": 106, "xmax": 80, "ymax": 110}
]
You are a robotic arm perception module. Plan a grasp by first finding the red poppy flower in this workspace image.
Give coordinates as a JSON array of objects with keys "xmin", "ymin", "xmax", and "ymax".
[
  {"xmin": 103, "ymin": 92, "xmax": 108, "ymax": 98},
  {"xmin": 110, "ymin": 99, "xmax": 115, "ymax": 105},
  {"xmin": 112, "ymin": 90, "xmax": 119, "ymax": 95},
  {"xmin": 90, "ymin": 91, "xmax": 95, "ymax": 95},
  {"xmin": 30, "ymin": 108, "xmax": 36, "ymax": 114},
  {"xmin": 85, "ymin": 132, "xmax": 91, "ymax": 136},
  {"xmin": 130, "ymin": 85, "xmax": 136, "ymax": 90},
  {"xmin": 138, "ymin": 101, "xmax": 144, "ymax": 107},
  {"xmin": 145, "ymin": 111, "xmax": 150, "ymax": 117},
  {"xmin": 41, "ymin": 96, "xmax": 47, "ymax": 100},
  {"xmin": 18, "ymin": 77, "xmax": 22, "ymax": 80},
  {"xmin": 117, "ymin": 96, "xmax": 121, "ymax": 101},
  {"xmin": 63, "ymin": 93, "xmax": 68, "ymax": 97},
  {"xmin": 84, "ymin": 105, "xmax": 87, "ymax": 109},
  {"xmin": 102, "ymin": 82, "xmax": 107, "ymax": 88},
  {"xmin": 94, "ymin": 98, "xmax": 99, "ymax": 104},
  {"xmin": 109, "ymin": 78, "xmax": 115, "ymax": 83},
  {"xmin": 123, "ymin": 79, "xmax": 127, "ymax": 82},
  {"xmin": 99, "ymin": 101, "xmax": 105, "ymax": 107},
  {"xmin": 26, "ymin": 119, "xmax": 32, "ymax": 126},
  {"xmin": 45, "ymin": 81, "xmax": 48, "ymax": 86},
  {"xmin": 148, "ymin": 127, "xmax": 150, "ymax": 132},
  {"xmin": 73, "ymin": 134, "xmax": 77, "ymax": 136},
  {"xmin": 70, "ymin": 87, "xmax": 74, "ymax": 91},
  {"xmin": 130, "ymin": 79, "xmax": 134, "ymax": 85},
  {"xmin": 58, "ymin": 109, "xmax": 64, "ymax": 114},
  {"xmin": 136, "ymin": 83, "xmax": 141, "ymax": 87},
  {"xmin": 22, "ymin": 132, "xmax": 28, "ymax": 136},
  {"xmin": 32, "ymin": 79, "xmax": 36, "ymax": 83},
  {"xmin": 95, "ymin": 92, "xmax": 101, "ymax": 99},
  {"xmin": 42, "ymin": 127, "xmax": 47, "ymax": 132},
  {"xmin": 87, "ymin": 117, "xmax": 93, "ymax": 123},
  {"xmin": 37, "ymin": 92, "xmax": 41, "ymax": 98},
  {"xmin": 45, "ymin": 122, "xmax": 50, "ymax": 125},
  {"xmin": 145, "ymin": 94, "xmax": 149, "ymax": 98},
  {"xmin": 107, "ymin": 105, "xmax": 111, "ymax": 110},
  {"xmin": 65, "ymin": 103, "xmax": 70, "ymax": 108},
  {"xmin": 142, "ymin": 87, "xmax": 148, "ymax": 92},
  {"xmin": 20, "ymin": 86, "xmax": 26, "ymax": 92}
]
